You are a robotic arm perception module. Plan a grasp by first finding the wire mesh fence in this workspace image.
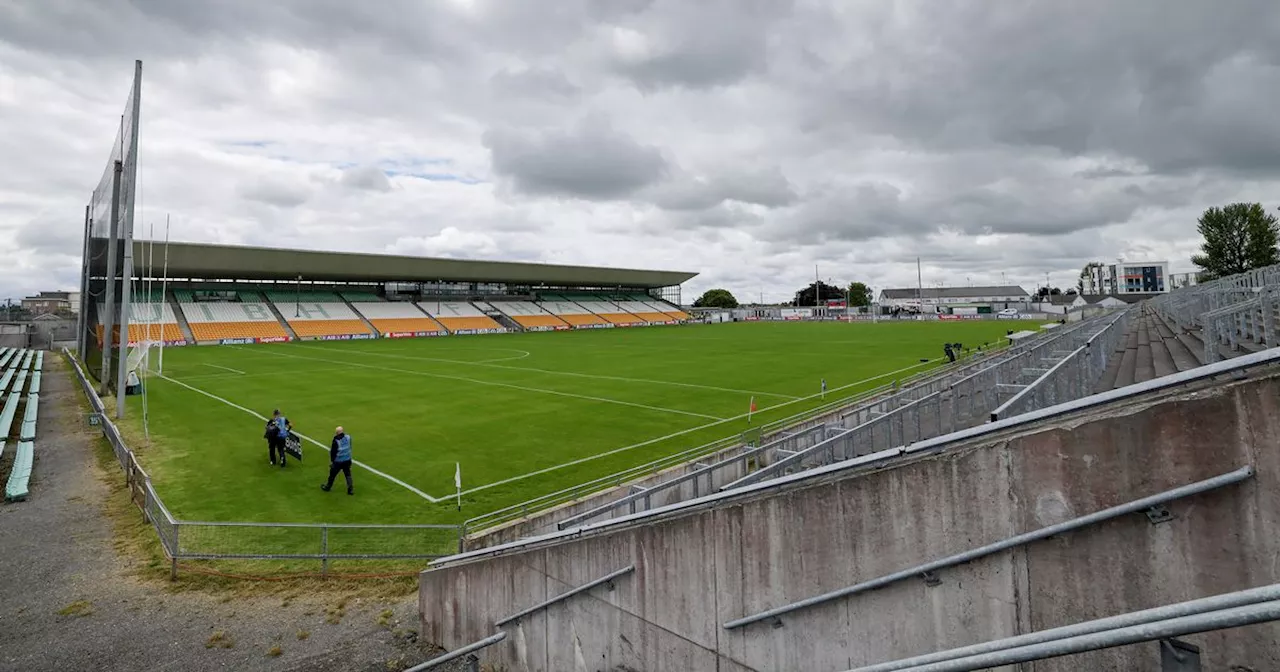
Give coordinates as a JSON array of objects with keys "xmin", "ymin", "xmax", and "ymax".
[{"xmin": 66, "ymin": 349, "xmax": 461, "ymax": 578}]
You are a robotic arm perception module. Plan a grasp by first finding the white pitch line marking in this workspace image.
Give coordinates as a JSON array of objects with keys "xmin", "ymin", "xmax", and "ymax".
[
  {"xmin": 152, "ymin": 372, "xmax": 442, "ymax": 503},
  {"xmin": 202, "ymin": 363, "xmax": 246, "ymax": 374},
  {"xmin": 455, "ymin": 357, "xmax": 941, "ymax": 496},
  {"xmin": 293, "ymin": 343, "xmax": 800, "ymax": 400},
  {"xmin": 242, "ymin": 347, "xmax": 727, "ymax": 421}
]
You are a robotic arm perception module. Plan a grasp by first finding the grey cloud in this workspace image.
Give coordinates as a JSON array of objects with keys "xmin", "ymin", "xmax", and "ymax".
[
  {"xmin": 14, "ymin": 214, "xmax": 83, "ymax": 256},
  {"xmin": 236, "ymin": 177, "xmax": 313, "ymax": 208},
  {"xmin": 2, "ymin": 0, "xmax": 1274, "ymax": 303},
  {"xmin": 796, "ymin": 0, "xmax": 1280, "ymax": 176},
  {"xmin": 483, "ymin": 118, "xmax": 668, "ymax": 200},
  {"xmin": 489, "ymin": 67, "xmax": 581, "ymax": 99},
  {"xmin": 605, "ymin": 0, "xmax": 793, "ymax": 89},
  {"xmin": 645, "ymin": 166, "xmax": 797, "ymax": 211},
  {"xmin": 340, "ymin": 166, "xmax": 393, "ymax": 192}
]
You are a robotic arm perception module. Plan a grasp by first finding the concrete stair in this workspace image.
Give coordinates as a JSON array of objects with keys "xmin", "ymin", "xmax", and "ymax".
[
  {"xmin": 168, "ymin": 295, "xmax": 196, "ymax": 343},
  {"xmin": 263, "ymin": 300, "xmax": 300, "ymax": 340},
  {"xmin": 1098, "ymin": 304, "xmax": 1260, "ymax": 392}
]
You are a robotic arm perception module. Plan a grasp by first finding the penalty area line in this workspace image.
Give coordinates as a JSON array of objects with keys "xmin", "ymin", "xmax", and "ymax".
[{"xmin": 153, "ymin": 372, "xmax": 443, "ymax": 503}]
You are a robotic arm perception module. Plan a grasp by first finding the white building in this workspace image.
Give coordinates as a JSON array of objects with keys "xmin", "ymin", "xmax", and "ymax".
[
  {"xmin": 1082, "ymin": 261, "xmax": 1170, "ymax": 295},
  {"xmin": 877, "ymin": 285, "xmax": 1031, "ymax": 311}
]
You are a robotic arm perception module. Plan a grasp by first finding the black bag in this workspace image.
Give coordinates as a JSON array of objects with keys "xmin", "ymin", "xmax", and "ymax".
[{"xmin": 284, "ymin": 431, "xmax": 303, "ymax": 460}]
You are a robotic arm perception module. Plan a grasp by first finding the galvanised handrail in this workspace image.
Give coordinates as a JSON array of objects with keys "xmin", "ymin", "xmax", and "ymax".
[
  {"xmin": 721, "ymin": 466, "xmax": 1254, "ymax": 630},
  {"xmin": 853, "ymin": 583, "xmax": 1280, "ymax": 671},
  {"xmin": 866, "ymin": 600, "xmax": 1280, "ymax": 672},
  {"xmin": 404, "ymin": 632, "xmax": 507, "ymax": 672},
  {"xmin": 494, "ymin": 565, "xmax": 635, "ymax": 626}
]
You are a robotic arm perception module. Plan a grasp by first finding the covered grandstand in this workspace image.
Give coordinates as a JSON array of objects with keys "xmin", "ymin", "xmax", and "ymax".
[{"xmin": 86, "ymin": 241, "xmax": 697, "ymax": 348}]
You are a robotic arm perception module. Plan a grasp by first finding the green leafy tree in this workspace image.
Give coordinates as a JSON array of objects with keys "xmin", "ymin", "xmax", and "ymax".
[
  {"xmin": 1191, "ymin": 203, "xmax": 1280, "ymax": 280},
  {"xmin": 847, "ymin": 282, "xmax": 873, "ymax": 307},
  {"xmin": 692, "ymin": 288, "xmax": 739, "ymax": 309},
  {"xmin": 794, "ymin": 281, "xmax": 846, "ymax": 307}
]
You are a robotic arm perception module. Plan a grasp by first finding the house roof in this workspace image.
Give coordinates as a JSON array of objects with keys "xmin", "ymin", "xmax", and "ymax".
[
  {"xmin": 87, "ymin": 240, "xmax": 698, "ymax": 289},
  {"xmin": 879, "ymin": 285, "xmax": 1030, "ymax": 300}
]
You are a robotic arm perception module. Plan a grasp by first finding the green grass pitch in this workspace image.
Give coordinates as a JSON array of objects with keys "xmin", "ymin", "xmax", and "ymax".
[{"xmin": 120, "ymin": 320, "xmax": 1042, "ymax": 528}]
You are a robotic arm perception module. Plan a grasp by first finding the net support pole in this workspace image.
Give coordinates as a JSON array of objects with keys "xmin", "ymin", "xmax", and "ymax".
[
  {"xmin": 114, "ymin": 59, "xmax": 143, "ymax": 419},
  {"xmin": 76, "ymin": 204, "xmax": 91, "ymax": 358},
  {"xmin": 99, "ymin": 158, "xmax": 123, "ymax": 395}
]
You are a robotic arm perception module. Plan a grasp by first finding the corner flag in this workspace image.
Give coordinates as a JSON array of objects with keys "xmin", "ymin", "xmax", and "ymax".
[
  {"xmin": 748, "ymin": 396, "xmax": 757, "ymax": 422},
  {"xmin": 455, "ymin": 462, "xmax": 462, "ymax": 511},
  {"xmin": 821, "ymin": 378, "xmax": 827, "ymax": 399}
]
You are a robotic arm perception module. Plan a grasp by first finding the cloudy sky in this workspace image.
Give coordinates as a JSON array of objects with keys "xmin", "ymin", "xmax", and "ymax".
[{"xmin": 2, "ymin": 0, "xmax": 1278, "ymax": 304}]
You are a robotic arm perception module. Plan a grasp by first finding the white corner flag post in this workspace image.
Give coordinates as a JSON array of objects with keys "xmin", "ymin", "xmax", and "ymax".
[
  {"xmin": 455, "ymin": 462, "xmax": 462, "ymax": 511},
  {"xmin": 748, "ymin": 396, "xmax": 755, "ymax": 424},
  {"xmin": 821, "ymin": 378, "xmax": 827, "ymax": 400}
]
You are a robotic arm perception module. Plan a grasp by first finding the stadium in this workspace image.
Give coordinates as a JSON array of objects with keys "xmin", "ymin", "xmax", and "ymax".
[
  {"xmin": 79, "ymin": 235, "xmax": 1049, "ymax": 535},
  {"xmin": 7, "ymin": 53, "xmax": 1280, "ymax": 672}
]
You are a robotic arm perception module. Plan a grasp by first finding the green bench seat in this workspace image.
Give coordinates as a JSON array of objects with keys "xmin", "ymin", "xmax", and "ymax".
[
  {"xmin": 20, "ymin": 394, "xmax": 37, "ymax": 441},
  {"xmin": 34, "ymin": 351, "xmax": 43, "ymax": 371},
  {"xmin": 0, "ymin": 349, "xmax": 12, "ymax": 369},
  {"xmin": 4, "ymin": 440, "xmax": 33, "ymax": 501},
  {"xmin": 20, "ymin": 351, "xmax": 33, "ymax": 370},
  {"xmin": 10, "ymin": 370, "xmax": 26, "ymax": 396},
  {"xmin": 0, "ymin": 370, "xmax": 12, "ymax": 394},
  {"xmin": 29, "ymin": 372, "xmax": 40, "ymax": 394},
  {"xmin": 0, "ymin": 393, "xmax": 20, "ymax": 438}
]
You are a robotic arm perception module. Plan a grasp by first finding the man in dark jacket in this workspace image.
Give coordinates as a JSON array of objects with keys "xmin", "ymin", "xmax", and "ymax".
[
  {"xmin": 265, "ymin": 409, "xmax": 292, "ymax": 467},
  {"xmin": 321, "ymin": 426, "xmax": 353, "ymax": 495}
]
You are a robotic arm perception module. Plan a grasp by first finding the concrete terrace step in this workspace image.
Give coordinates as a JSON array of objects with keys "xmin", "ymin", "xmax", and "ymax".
[
  {"xmin": 1149, "ymin": 338, "xmax": 1177, "ymax": 379},
  {"xmin": 1133, "ymin": 320, "xmax": 1155, "ymax": 385}
]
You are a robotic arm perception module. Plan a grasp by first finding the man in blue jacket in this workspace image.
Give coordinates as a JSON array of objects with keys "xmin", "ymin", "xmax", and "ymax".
[{"xmin": 321, "ymin": 426, "xmax": 354, "ymax": 495}]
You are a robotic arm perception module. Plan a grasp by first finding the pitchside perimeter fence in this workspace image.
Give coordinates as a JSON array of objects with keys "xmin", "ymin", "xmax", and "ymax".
[{"xmin": 66, "ymin": 350, "xmax": 462, "ymax": 578}]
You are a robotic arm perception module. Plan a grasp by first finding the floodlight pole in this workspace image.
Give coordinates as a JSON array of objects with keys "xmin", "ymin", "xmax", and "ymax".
[{"xmin": 296, "ymin": 274, "xmax": 301, "ymax": 317}]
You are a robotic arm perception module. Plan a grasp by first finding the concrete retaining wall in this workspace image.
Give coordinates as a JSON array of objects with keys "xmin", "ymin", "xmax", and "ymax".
[{"xmin": 422, "ymin": 370, "xmax": 1280, "ymax": 671}]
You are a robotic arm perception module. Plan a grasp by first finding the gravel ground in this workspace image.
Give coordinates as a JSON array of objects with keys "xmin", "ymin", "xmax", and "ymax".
[{"xmin": 0, "ymin": 356, "xmax": 467, "ymax": 672}]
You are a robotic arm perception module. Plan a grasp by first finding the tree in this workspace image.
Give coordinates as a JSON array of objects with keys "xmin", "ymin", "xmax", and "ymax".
[
  {"xmin": 1050, "ymin": 287, "xmax": 1062, "ymax": 296},
  {"xmin": 1035, "ymin": 286, "xmax": 1062, "ymax": 299},
  {"xmin": 1191, "ymin": 202, "xmax": 1280, "ymax": 280},
  {"xmin": 1066, "ymin": 287, "xmax": 1078, "ymax": 296},
  {"xmin": 692, "ymin": 288, "xmax": 739, "ymax": 309},
  {"xmin": 847, "ymin": 282, "xmax": 873, "ymax": 307},
  {"xmin": 794, "ymin": 281, "xmax": 846, "ymax": 307}
]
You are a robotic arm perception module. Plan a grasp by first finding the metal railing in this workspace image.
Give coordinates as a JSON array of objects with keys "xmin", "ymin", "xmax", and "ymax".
[
  {"xmin": 989, "ymin": 308, "xmax": 1130, "ymax": 420},
  {"xmin": 722, "ymin": 466, "xmax": 1253, "ymax": 630},
  {"xmin": 494, "ymin": 565, "xmax": 635, "ymax": 626},
  {"xmin": 1149, "ymin": 264, "xmax": 1280, "ymax": 363},
  {"xmin": 406, "ymin": 632, "xmax": 507, "ymax": 672},
  {"xmin": 850, "ymin": 585, "xmax": 1280, "ymax": 672},
  {"xmin": 65, "ymin": 349, "xmax": 462, "ymax": 578}
]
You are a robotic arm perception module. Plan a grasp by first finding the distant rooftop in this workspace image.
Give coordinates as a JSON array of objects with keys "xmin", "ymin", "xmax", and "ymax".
[{"xmin": 879, "ymin": 285, "xmax": 1030, "ymax": 300}]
